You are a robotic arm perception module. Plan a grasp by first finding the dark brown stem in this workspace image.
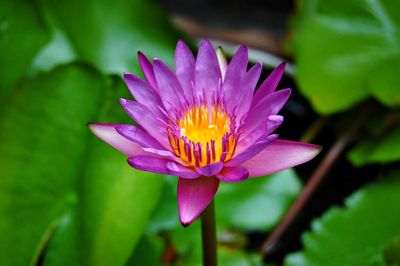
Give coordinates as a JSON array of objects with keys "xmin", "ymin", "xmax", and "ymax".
[
  {"xmin": 261, "ymin": 111, "xmax": 367, "ymax": 256},
  {"xmin": 300, "ymin": 116, "xmax": 329, "ymax": 143},
  {"xmin": 201, "ymin": 200, "xmax": 217, "ymax": 266}
]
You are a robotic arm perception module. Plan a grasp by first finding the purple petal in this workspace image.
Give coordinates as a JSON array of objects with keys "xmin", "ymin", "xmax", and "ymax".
[
  {"xmin": 116, "ymin": 124, "xmax": 164, "ymax": 149},
  {"xmin": 178, "ymin": 176, "xmax": 219, "ymax": 225},
  {"xmin": 175, "ymin": 40, "xmax": 195, "ymax": 101},
  {"xmin": 216, "ymin": 47, "xmax": 228, "ymax": 79},
  {"xmin": 167, "ymin": 162, "xmax": 200, "ymax": 179},
  {"xmin": 222, "ymin": 45, "xmax": 248, "ymax": 112},
  {"xmin": 138, "ymin": 52, "xmax": 158, "ymax": 91},
  {"xmin": 226, "ymin": 134, "xmax": 279, "ymax": 166},
  {"xmin": 236, "ymin": 115, "xmax": 284, "ymax": 154},
  {"xmin": 119, "ymin": 99, "xmax": 169, "ymax": 148},
  {"xmin": 240, "ymin": 140, "xmax": 322, "ymax": 177},
  {"xmin": 88, "ymin": 123, "xmax": 146, "ymax": 156},
  {"xmin": 153, "ymin": 59, "xmax": 186, "ymax": 111},
  {"xmin": 252, "ymin": 62, "xmax": 286, "ymax": 106},
  {"xmin": 235, "ymin": 62, "xmax": 263, "ymax": 120},
  {"xmin": 195, "ymin": 162, "xmax": 224, "ymax": 176},
  {"xmin": 142, "ymin": 147, "xmax": 177, "ymax": 161},
  {"xmin": 128, "ymin": 155, "xmax": 169, "ymax": 175},
  {"xmin": 124, "ymin": 72, "xmax": 165, "ymax": 117},
  {"xmin": 195, "ymin": 40, "xmax": 221, "ymax": 104},
  {"xmin": 216, "ymin": 167, "xmax": 249, "ymax": 183},
  {"xmin": 243, "ymin": 89, "xmax": 291, "ymax": 135}
]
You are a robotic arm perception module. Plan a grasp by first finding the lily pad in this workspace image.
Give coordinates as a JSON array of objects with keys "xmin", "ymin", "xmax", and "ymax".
[
  {"xmin": 348, "ymin": 124, "xmax": 400, "ymax": 167},
  {"xmin": 284, "ymin": 170, "xmax": 400, "ymax": 266}
]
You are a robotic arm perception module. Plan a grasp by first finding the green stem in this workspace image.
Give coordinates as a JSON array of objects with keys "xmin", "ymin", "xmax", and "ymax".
[{"xmin": 201, "ymin": 200, "xmax": 217, "ymax": 266}]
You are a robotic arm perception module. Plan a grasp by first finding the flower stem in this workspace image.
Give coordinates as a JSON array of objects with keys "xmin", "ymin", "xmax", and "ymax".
[{"xmin": 201, "ymin": 200, "xmax": 217, "ymax": 266}]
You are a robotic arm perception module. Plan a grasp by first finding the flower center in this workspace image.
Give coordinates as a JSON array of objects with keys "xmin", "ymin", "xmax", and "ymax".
[{"xmin": 168, "ymin": 105, "xmax": 237, "ymax": 167}]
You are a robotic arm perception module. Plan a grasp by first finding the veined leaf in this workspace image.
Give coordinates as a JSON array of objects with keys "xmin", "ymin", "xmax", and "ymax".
[{"xmin": 284, "ymin": 170, "xmax": 400, "ymax": 266}]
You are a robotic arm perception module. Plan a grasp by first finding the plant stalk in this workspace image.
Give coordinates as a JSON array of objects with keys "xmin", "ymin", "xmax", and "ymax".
[{"xmin": 201, "ymin": 200, "xmax": 217, "ymax": 266}]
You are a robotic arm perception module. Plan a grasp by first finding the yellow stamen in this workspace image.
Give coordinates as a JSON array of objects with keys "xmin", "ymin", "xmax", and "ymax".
[{"xmin": 169, "ymin": 105, "xmax": 236, "ymax": 167}]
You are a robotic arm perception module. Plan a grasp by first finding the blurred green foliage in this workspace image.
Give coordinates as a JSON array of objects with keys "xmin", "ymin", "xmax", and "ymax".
[
  {"xmin": 0, "ymin": 0, "xmax": 50, "ymax": 94},
  {"xmin": 1, "ymin": 0, "xmax": 400, "ymax": 265},
  {"xmin": 294, "ymin": 0, "xmax": 400, "ymax": 114}
]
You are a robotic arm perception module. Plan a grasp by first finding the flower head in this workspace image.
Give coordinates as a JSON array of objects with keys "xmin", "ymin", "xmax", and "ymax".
[{"xmin": 89, "ymin": 40, "xmax": 321, "ymax": 225}]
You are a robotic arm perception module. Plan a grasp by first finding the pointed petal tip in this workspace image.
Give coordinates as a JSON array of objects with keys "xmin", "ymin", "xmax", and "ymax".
[
  {"xmin": 268, "ymin": 115, "xmax": 284, "ymax": 123},
  {"xmin": 280, "ymin": 87, "xmax": 292, "ymax": 95},
  {"xmin": 176, "ymin": 39, "xmax": 187, "ymax": 47},
  {"xmin": 123, "ymin": 71, "xmax": 132, "ymax": 78},
  {"xmin": 179, "ymin": 214, "xmax": 196, "ymax": 227},
  {"xmin": 87, "ymin": 122, "xmax": 107, "ymax": 131},
  {"xmin": 119, "ymin": 98, "xmax": 127, "ymax": 106},
  {"xmin": 180, "ymin": 219, "xmax": 191, "ymax": 227},
  {"xmin": 238, "ymin": 44, "xmax": 248, "ymax": 52}
]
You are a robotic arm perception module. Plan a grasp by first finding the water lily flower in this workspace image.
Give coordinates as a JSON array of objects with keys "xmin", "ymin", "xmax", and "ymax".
[{"xmin": 89, "ymin": 40, "xmax": 321, "ymax": 226}]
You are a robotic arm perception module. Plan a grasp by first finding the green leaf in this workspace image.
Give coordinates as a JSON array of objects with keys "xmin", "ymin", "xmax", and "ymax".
[
  {"xmin": 216, "ymin": 169, "xmax": 302, "ymax": 231},
  {"xmin": 43, "ymin": 0, "xmax": 180, "ymax": 75},
  {"xmin": 147, "ymin": 175, "xmax": 180, "ymax": 233},
  {"xmin": 125, "ymin": 234, "xmax": 165, "ymax": 266},
  {"xmin": 0, "ymin": 65, "xmax": 163, "ymax": 266},
  {"xmin": 348, "ymin": 124, "xmax": 400, "ymax": 166},
  {"xmin": 29, "ymin": 24, "xmax": 77, "ymax": 75},
  {"xmin": 294, "ymin": 0, "xmax": 400, "ymax": 114},
  {"xmin": 284, "ymin": 170, "xmax": 400, "ymax": 266},
  {"xmin": 0, "ymin": 0, "xmax": 50, "ymax": 95}
]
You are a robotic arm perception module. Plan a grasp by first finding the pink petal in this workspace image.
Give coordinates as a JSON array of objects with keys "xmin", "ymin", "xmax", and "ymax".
[
  {"xmin": 123, "ymin": 73, "xmax": 165, "ymax": 117},
  {"xmin": 243, "ymin": 89, "xmax": 291, "ymax": 135},
  {"xmin": 127, "ymin": 155, "xmax": 169, "ymax": 175},
  {"xmin": 195, "ymin": 162, "xmax": 224, "ymax": 176},
  {"xmin": 88, "ymin": 123, "xmax": 146, "ymax": 156},
  {"xmin": 236, "ymin": 115, "xmax": 284, "ymax": 154},
  {"xmin": 235, "ymin": 62, "xmax": 263, "ymax": 120},
  {"xmin": 195, "ymin": 40, "xmax": 221, "ymax": 104},
  {"xmin": 216, "ymin": 167, "xmax": 249, "ymax": 183},
  {"xmin": 153, "ymin": 59, "xmax": 186, "ymax": 111},
  {"xmin": 252, "ymin": 62, "xmax": 286, "ymax": 106},
  {"xmin": 119, "ymin": 99, "xmax": 169, "ymax": 148},
  {"xmin": 142, "ymin": 147, "xmax": 177, "ymax": 161},
  {"xmin": 222, "ymin": 45, "xmax": 248, "ymax": 113},
  {"xmin": 138, "ymin": 52, "xmax": 158, "ymax": 92},
  {"xmin": 178, "ymin": 176, "xmax": 220, "ymax": 226},
  {"xmin": 227, "ymin": 134, "xmax": 278, "ymax": 166},
  {"xmin": 166, "ymin": 162, "xmax": 200, "ymax": 179},
  {"xmin": 174, "ymin": 40, "xmax": 195, "ymax": 101},
  {"xmin": 116, "ymin": 124, "xmax": 164, "ymax": 149},
  {"xmin": 240, "ymin": 139, "xmax": 322, "ymax": 177}
]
